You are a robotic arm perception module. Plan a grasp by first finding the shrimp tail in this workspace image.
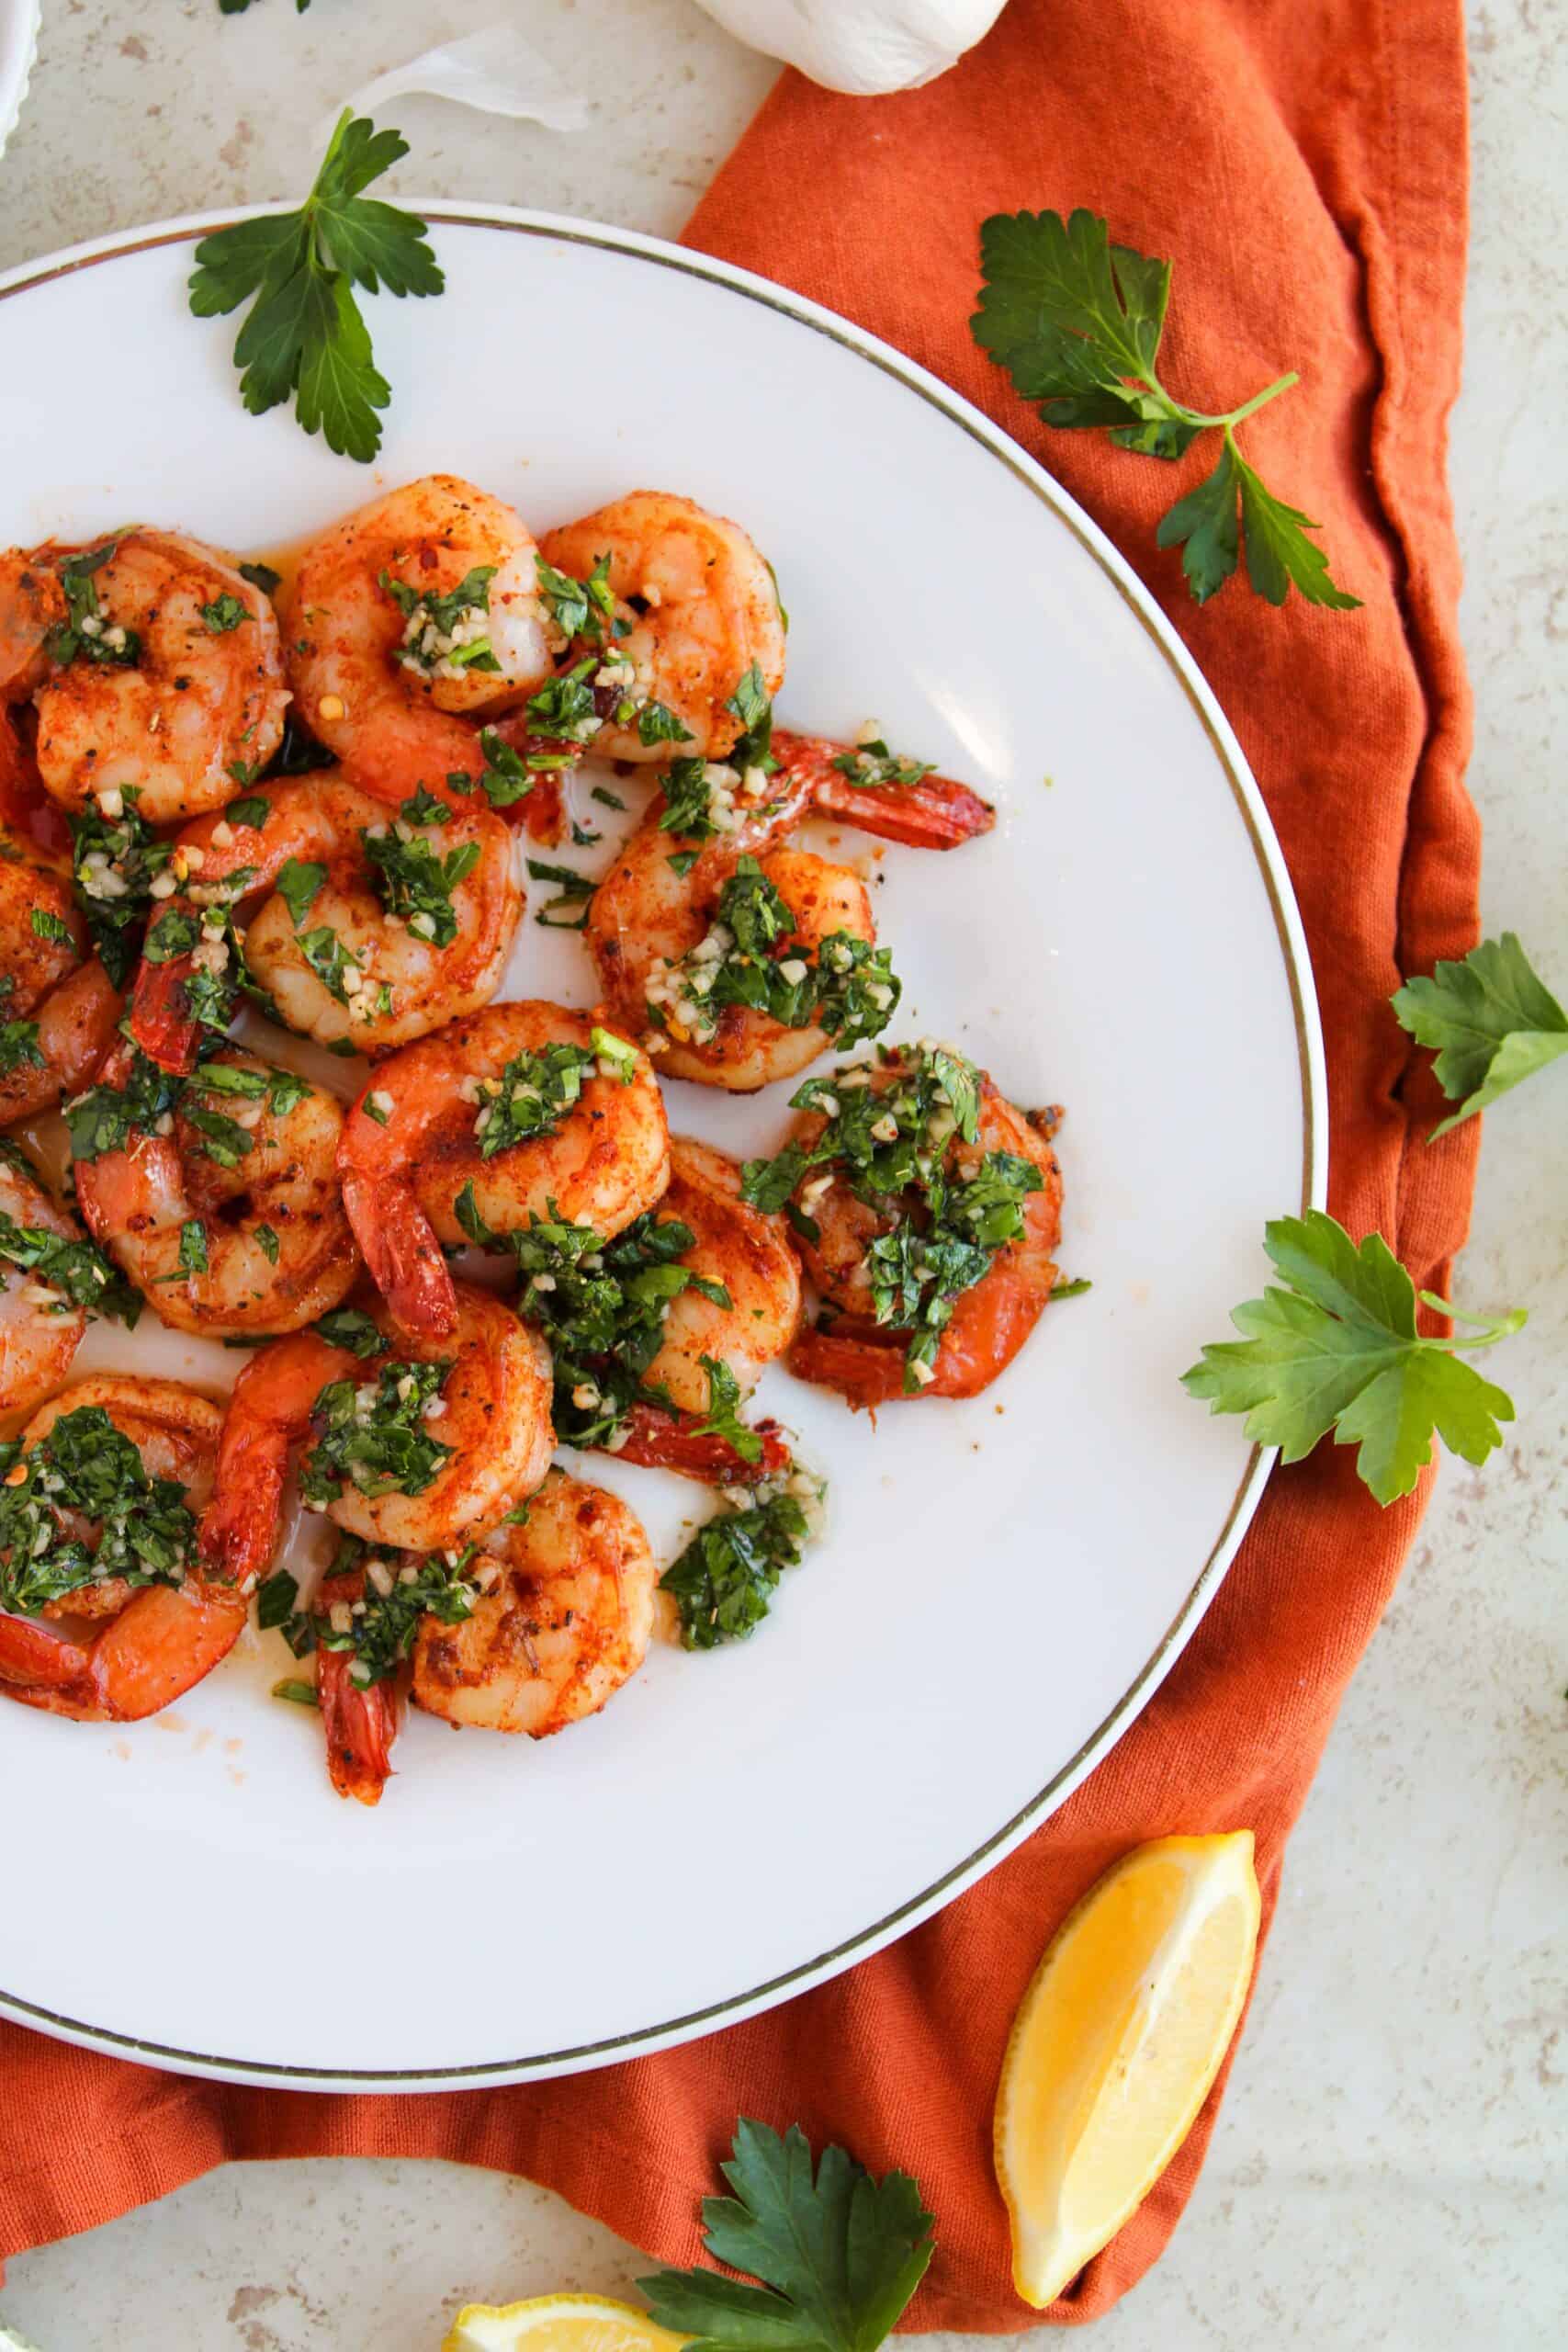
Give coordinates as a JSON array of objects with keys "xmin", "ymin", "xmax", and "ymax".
[
  {"xmin": 199, "ymin": 1329, "xmax": 357, "ymax": 1586},
  {"xmin": 198, "ymin": 1413, "xmax": 289, "ymax": 1588},
  {"xmin": 340, "ymin": 1170, "xmax": 458, "ymax": 1339},
  {"xmin": 0, "ymin": 1610, "xmax": 91, "ymax": 1698},
  {"xmin": 0, "ymin": 1582, "xmax": 247, "ymax": 1722},
  {"xmin": 610, "ymin": 1402, "xmax": 795, "ymax": 1485},
  {"xmin": 787, "ymin": 1327, "xmax": 910, "ymax": 1408},
  {"xmin": 772, "ymin": 729, "xmax": 995, "ymax": 850},
  {"xmin": 317, "ymin": 1582, "xmax": 401, "ymax": 1806},
  {"xmin": 127, "ymin": 946, "xmax": 203, "ymax": 1073}
]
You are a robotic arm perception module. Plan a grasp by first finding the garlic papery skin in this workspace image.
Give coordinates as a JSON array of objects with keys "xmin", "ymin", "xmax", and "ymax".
[{"xmin": 691, "ymin": 1, "xmax": 1009, "ymax": 96}]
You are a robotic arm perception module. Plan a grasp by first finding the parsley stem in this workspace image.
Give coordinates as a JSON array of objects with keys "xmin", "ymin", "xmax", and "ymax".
[
  {"xmin": 1417, "ymin": 1294, "xmax": 1529, "ymax": 1346},
  {"xmin": 1180, "ymin": 371, "xmax": 1300, "ymax": 431}
]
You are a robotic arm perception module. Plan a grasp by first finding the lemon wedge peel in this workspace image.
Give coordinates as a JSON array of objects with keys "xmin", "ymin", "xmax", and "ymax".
[
  {"xmin": 443, "ymin": 2290, "xmax": 689, "ymax": 2352},
  {"xmin": 994, "ymin": 1829, "xmax": 1261, "ymax": 2310}
]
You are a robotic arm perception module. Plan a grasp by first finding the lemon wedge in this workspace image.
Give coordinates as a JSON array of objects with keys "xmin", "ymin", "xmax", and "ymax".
[
  {"xmin": 443, "ymin": 2293, "xmax": 687, "ymax": 2352},
  {"xmin": 995, "ymin": 1829, "xmax": 1260, "ymax": 2307}
]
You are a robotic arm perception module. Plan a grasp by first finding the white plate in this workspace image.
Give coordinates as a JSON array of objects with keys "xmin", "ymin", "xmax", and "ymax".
[
  {"xmin": 0, "ymin": 0, "xmax": 39, "ymax": 160},
  {"xmin": 0, "ymin": 209, "xmax": 1325, "ymax": 2086}
]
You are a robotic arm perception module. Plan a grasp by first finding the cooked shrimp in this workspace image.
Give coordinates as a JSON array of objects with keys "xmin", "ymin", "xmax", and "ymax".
[
  {"xmin": 0, "ymin": 1377, "xmax": 245, "ymax": 1722},
  {"xmin": 6, "ymin": 531, "xmax": 289, "ymax": 823},
  {"xmin": 0, "ymin": 548, "xmax": 66, "ymax": 702},
  {"xmin": 412, "ymin": 1468, "xmax": 656, "ymax": 1737},
  {"xmin": 0, "ymin": 1151, "xmax": 96, "ymax": 1418},
  {"xmin": 602, "ymin": 1138, "xmax": 801, "ymax": 1479},
  {"xmin": 200, "ymin": 1283, "xmax": 555, "ymax": 1588},
  {"xmin": 284, "ymin": 476, "xmax": 555, "ymax": 804},
  {"xmin": 588, "ymin": 739, "xmax": 902, "ymax": 1095},
  {"xmin": 777, "ymin": 1046, "xmax": 1064, "ymax": 1404},
  {"xmin": 536, "ymin": 491, "xmax": 786, "ymax": 763},
  {"xmin": 126, "ymin": 774, "xmax": 523, "ymax": 1073},
  {"xmin": 337, "ymin": 1001, "xmax": 671, "ymax": 1337},
  {"xmin": 73, "ymin": 1041, "xmax": 360, "ymax": 1338},
  {"xmin": 0, "ymin": 797, "xmax": 121, "ymax": 1127}
]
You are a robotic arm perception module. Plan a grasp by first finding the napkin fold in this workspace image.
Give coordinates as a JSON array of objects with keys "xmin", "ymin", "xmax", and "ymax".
[{"xmin": 0, "ymin": 0, "xmax": 1476, "ymax": 2324}]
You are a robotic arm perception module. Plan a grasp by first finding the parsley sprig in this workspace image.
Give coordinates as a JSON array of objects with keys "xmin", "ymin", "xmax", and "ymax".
[
  {"xmin": 188, "ymin": 110, "xmax": 443, "ymax": 462},
  {"xmin": 972, "ymin": 209, "xmax": 1359, "ymax": 610},
  {"xmin": 639, "ymin": 2120, "xmax": 934, "ymax": 2350},
  {"xmin": 1392, "ymin": 933, "xmax": 1568, "ymax": 1139},
  {"xmin": 1182, "ymin": 1210, "xmax": 1525, "ymax": 1504}
]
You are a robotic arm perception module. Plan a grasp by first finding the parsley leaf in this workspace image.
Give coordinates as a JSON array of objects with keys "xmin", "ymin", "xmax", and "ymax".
[
  {"xmin": 972, "ymin": 208, "xmax": 1359, "ymax": 610},
  {"xmin": 276, "ymin": 855, "xmax": 326, "ymax": 926},
  {"xmin": 187, "ymin": 109, "xmax": 443, "ymax": 462},
  {"xmin": 639, "ymin": 2120, "xmax": 934, "ymax": 2348},
  {"xmin": 1181, "ymin": 1209, "xmax": 1526, "ymax": 1504},
  {"xmin": 690, "ymin": 1356, "xmax": 763, "ymax": 1465},
  {"xmin": 1391, "ymin": 933, "xmax": 1568, "ymax": 1138},
  {"xmin": 199, "ymin": 593, "xmax": 248, "ymax": 633}
]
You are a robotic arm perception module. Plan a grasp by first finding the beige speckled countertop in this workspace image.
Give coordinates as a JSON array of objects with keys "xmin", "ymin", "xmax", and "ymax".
[{"xmin": 0, "ymin": 3, "xmax": 1564, "ymax": 2346}]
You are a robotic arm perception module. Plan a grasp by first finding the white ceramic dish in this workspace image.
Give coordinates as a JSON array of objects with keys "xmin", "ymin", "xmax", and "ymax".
[
  {"xmin": 0, "ymin": 208, "xmax": 1325, "ymax": 2086},
  {"xmin": 0, "ymin": 0, "xmax": 39, "ymax": 161}
]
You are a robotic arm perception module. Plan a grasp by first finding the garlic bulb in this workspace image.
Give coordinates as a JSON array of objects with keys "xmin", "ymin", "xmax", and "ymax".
[{"xmin": 691, "ymin": 0, "xmax": 1009, "ymax": 96}]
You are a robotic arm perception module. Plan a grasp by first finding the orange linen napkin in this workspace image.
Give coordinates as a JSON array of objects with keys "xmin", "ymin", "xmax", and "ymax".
[{"xmin": 0, "ymin": 0, "xmax": 1477, "ymax": 2324}]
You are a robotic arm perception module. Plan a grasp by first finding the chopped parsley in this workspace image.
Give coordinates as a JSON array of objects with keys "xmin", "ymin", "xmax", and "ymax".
[
  {"xmin": 178, "ymin": 1219, "xmax": 209, "ymax": 1276},
  {"xmin": 830, "ymin": 738, "xmax": 935, "ymax": 791},
  {"xmin": 526, "ymin": 857, "xmax": 595, "ymax": 931},
  {"xmin": 0, "ymin": 1208, "xmax": 139, "ymax": 1322},
  {"xmin": 690, "ymin": 1356, "xmax": 763, "ymax": 1465},
  {"xmin": 724, "ymin": 662, "xmax": 776, "ymax": 774},
  {"xmin": 363, "ymin": 823, "xmax": 479, "ymax": 947},
  {"xmin": 316, "ymin": 1305, "xmax": 388, "ymax": 1358},
  {"xmin": 69, "ymin": 786, "xmax": 175, "ymax": 986},
  {"xmin": 525, "ymin": 657, "xmax": 602, "ymax": 744},
  {"xmin": 536, "ymin": 551, "xmax": 621, "ymax": 647},
  {"xmin": 199, "ymin": 593, "xmax": 248, "ymax": 633},
  {"xmin": 0, "ymin": 978, "xmax": 42, "ymax": 1076},
  {"xmin": 239, "ymin": 560, "xmax": 282, "ymax": 596},
  {"xmin": 0, "ymin": 1406, "xmax": 199, "ymax": 1616},
  {"xmin": 660, "ymin": 1481, "xmax": 818, "ymax": 1649},
  {"xmin": 497, "ymin": 1202, "xmax": 731, "ymax": 1451},
  {"xmin": 300, "ymin": 1359, "xmax": 453, "ymax": 1504},
  {"xmin": 275, "ymin": 856, "xmax": 326, "ymax": 926},
  {"xmin": 312, "ymin": 1532, "xmax": 477, "ymax": 1688},
  {"xmin": 30, "ymin": 908, "xmax": 73, "ymax": 946},
  {"xmin": 742, "ymin": 1045, "xmax": 1043, "ymax": 1390},
  {"xmin": 224, "ymin": 793, "xmax": 272, "ymax": 831},
  {"xmin": 297, "ymin": 924, "xmax": 360, "ymax": 1003},
  {"xmin": 65, "ymin": 1047, "xmax": 182, "ymax": 1163},
  {"xmin": 44, "ymin": 544, "xmax": 141, "ymax": 669},
  {"xmin": 648, "ymin": 857, "xmax": 899, "ymax": 1047},
  {"xmin": 477, "ymin": 1043, "xmax": 598, "ymax": 1159},
  {"xmin": 476, "ymin": 726, "xmax": 535, "ymax": 806},
  {"xmin": 400, "ymin": 785, "xmax": 449, "ymax": 826},
  {"xmin": 658, "ymin": 756, "xmax": 724, "ymax": 840},
  {"xmin": 383, "ymin": 563, "xmax": 500, "ymax": 677},
  {"xmin": 256, "ymin": 1224, "xmax": 281, "ymax": 1265}
]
